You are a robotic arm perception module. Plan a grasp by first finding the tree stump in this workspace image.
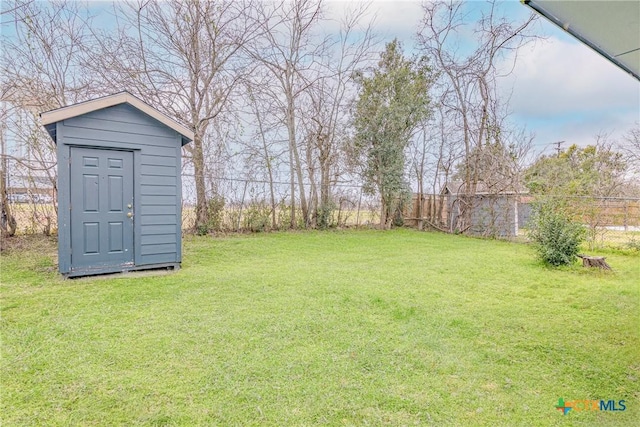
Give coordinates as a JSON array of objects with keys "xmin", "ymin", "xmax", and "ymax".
[{"xmin": 577, "ymin": 254, "xmax": 612, "ymax": 270}]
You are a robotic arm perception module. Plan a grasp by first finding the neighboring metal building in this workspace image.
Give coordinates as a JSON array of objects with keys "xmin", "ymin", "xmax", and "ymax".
[
  {"xmin": 443, "ymin": 181, "xmax": 530, "ymax": 238},
  {"xmin": 41, "ymin": 92, "xmax": 194, "ymax": 277},
  {"xmin": 6, "ymin": 174, "xmax": 54, "ymax": 203}
]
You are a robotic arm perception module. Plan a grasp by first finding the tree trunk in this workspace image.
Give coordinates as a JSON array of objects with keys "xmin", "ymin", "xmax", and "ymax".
[
  {"xmin": 0, "ymin": 173, "xmax": 17, "ymax": 237},
  {"xmin": 578, "ymin": 255, "xmax": 612, "ymax": 270},
  {"xmin": 192, "ymin": 131, "xmax": 209, "ymax": 232},
  {"xmin": 320, "ymin": 162, "xmax": 330, "ymax": 210},
  {"xmin": 416, "ymin": 176, "xmax": 423, "ymax": 230},
  {"xmin": 317, "ymin": 131, "xmax": 331, "ymax": 228},
  {"xmin": 306, "ymin": 140, "xmax": 318, "ymax": 228},
  {"xmin": 286, "ymin": 94, "xmax": 308, "ymax": 227},
  {"xmin": 258, "ymin": 119, "xmax": 277, "ymax": 231},
  {"xmin": 379, "ymin": 198, "xmax": 387, "ymax": 229},
  {"xmin": 289, "ymin": 142, "xmax": 296, "ymax": 229}
]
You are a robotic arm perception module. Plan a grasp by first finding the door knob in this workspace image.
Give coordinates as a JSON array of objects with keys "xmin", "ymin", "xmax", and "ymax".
[{"xmin": 127, "ymin": 212, "xmax": 133, "ymax": 218}]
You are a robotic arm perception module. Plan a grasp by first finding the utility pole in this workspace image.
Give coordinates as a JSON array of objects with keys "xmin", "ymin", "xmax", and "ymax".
[{"xmin": 554, "ymin": 140, "xmax": 565, "ymax": 156}]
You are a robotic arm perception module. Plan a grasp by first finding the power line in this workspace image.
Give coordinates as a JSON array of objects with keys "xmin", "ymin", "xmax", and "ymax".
[{"xmin": 553, "ymin": 140, "xmax": 565, "ymax": 156}]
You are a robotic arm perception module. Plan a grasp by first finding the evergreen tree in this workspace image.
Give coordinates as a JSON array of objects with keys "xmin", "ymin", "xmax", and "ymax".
[{"xmin": 352, "ymin": 40, "xmax": 432, "ymax": 228}]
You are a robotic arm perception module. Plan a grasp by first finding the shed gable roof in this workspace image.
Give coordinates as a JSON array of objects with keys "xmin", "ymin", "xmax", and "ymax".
[{"xmin": 40, "ymin": 92, "xmax": 194, "ymax": 145}]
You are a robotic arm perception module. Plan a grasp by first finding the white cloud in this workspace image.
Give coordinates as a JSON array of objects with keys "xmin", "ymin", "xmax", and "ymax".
[
  {"xmin": 324, "ymin": 0, "xmax": 423, "ymax": 43},
  {"xmin": 503, "ymin": 37, "xmax": 639, "ymax": 118},
  {"xmin": 500, "ymin": 36, "xmax": 640, "ymax": 148}
]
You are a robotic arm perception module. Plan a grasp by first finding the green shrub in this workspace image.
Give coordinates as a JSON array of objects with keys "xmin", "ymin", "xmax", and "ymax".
[
  {"xmin": 195, "ymin": 224, "xmax": 209, "ymax": 236},
  {"xmin": 195, "ymin": 196, "xmax": 226, "ymax": 235},
  {"xmin": 625, "ymin": 237, "xmax": 640, "ymax": 251},
  {"xmin": 316, "ymin": 202, "xmax": 335, "ymax": 230},
  {"xmin": 528, "ymin": 203, "xmax": 585, "ymax": 266},
  {"xmin": 277, "ymin": 202, "xmax": 306, "ymax": 230},
  {"xmin": 207, "ymin": 196, "xmax": 226, "ymax": 232},
  {"xmin": 243, "ymin": 203, "xmax": 271, "ymax": 232}
]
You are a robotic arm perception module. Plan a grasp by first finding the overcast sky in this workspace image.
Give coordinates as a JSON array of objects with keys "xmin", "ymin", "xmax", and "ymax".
[
  {"xmin": 4, "ymin": 0, "xmax": 638, "ymax": 158},
  {"xmin": 327, "ymin": 0, "xmax": 640, "ymax": 156}
]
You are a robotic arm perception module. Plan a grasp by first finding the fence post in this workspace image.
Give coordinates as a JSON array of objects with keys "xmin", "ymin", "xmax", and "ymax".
[
  {"xmin": 514, "ymin": 199, "xmax": 519, "ymax": 237},
  {"xmin": 624, "ymin": 201, "xmax": 628, "ymax": 232},
  {"xmin": 237, "ymin": 180, "xmax": 248, "ymax": 232},
  {"xmin": 356, "ymin": 189, "xmax": 363, "ymax": 227}
]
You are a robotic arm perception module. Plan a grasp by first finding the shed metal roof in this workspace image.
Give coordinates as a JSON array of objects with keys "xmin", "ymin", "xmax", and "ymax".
[
  {"xmin": 523, "ymin": 0, "xmax": 640, "ymax": 81},
  {"xmin": 40, "ymin": 92, "xmax": 194, "ymax": 145},
  {"xmin": 442, "ymin": 181, "xmax": 528, "ymax": 196}
]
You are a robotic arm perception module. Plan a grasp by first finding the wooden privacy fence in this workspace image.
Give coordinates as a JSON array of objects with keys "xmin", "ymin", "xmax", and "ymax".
[
  {"xmin": 403, "ymin": 194, "xmax": 449, "ymax": 230},
  {"xmin": 572, "ymin": 198, "xmax": 640, "ymax": 229},
  {"xmin": 516, "ymin": 197, "xmax": 640, "ymax": 230}
]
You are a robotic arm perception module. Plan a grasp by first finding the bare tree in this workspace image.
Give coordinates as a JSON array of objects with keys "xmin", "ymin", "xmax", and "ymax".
[
  {"xmin": 299, "ymin": 3, "xmax": 376, "ymax": 228},
  {"xmin": 241, "ymin": 78, "xmax": 289, "ymax": 230},
  {"xmin": 90, "ymin": 0, "xmax": 260, "ymax": 232},
  {"xmin": 246, "ymin": 0, "xmax": 328, "ymax": 228},
  {"xmin": 619, "ymin": 124, "xmax": 640, "ymax": 180},
  {"xmin": 406, "ymin": 92, "xmax": 467, "ymax": 231},
  {"xmin": 1, "ymin": 0, "xmax": 97, "ymax": 234},
  {"xmin": 2, "ymin": 0, "xmax": 96, "ymax": 111},
  {"xmin": 417, "ymin": 0, "xmax": 538, "ymax": 233}
]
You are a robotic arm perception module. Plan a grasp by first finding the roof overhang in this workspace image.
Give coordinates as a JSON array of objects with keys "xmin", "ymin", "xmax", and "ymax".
[
  {"xmin": 523, "ymin": 0, "xmax": 640, "ymax": 81},
  {"xmin": 40, "ymin": 92, "xmax": 194, "ymax": 145}
]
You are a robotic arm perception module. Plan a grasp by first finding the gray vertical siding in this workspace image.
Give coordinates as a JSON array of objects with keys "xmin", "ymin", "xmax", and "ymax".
[{"xmin": 59, "ymin": 103, "xmax": 183, "ymax": 269}]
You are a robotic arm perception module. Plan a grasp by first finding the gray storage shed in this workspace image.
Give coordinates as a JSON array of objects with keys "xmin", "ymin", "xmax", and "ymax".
[{"xmin": 41, "ymin": 92, "xmax": 194, "ymax": 277}]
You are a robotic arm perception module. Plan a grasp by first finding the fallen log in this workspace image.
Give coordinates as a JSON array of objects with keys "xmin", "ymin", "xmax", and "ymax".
[{"xmin": 577, "ymin": 254, "xmax": 612, "ymax": 270}]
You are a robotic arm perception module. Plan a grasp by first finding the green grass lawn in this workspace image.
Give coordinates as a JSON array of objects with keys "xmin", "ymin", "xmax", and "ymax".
[{"xmin": 1, "ymin": 230, "xmax": 638, "ymax": 426}]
